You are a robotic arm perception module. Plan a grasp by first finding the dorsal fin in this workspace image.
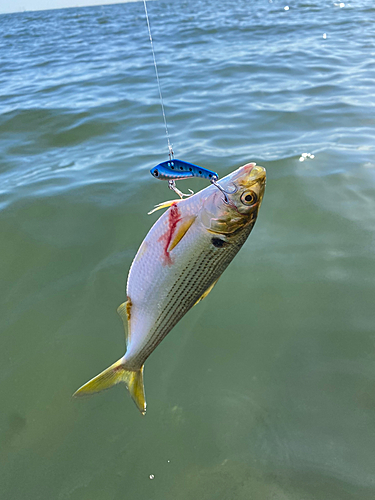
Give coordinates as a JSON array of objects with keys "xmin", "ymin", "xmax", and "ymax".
[
  {"xmin": 148, "ymin": 199, "xmax": 181, "ymax": 215},
  {"xmin": 117, "ymin": 299, "xmax": 132, "ymax": 346}
]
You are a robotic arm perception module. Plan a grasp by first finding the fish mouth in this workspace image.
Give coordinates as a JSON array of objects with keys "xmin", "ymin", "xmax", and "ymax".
[
  {"xmin": 245, "ymin": 164, "xmax": 266, "ymax": 183},
  {"xmin": 236, "ymin": 164, "xmax": 266, "ymax": 191}
]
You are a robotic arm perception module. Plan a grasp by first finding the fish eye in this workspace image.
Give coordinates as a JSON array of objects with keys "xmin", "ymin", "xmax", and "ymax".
[
  {"xmin": 240, "ymin": 190, "xmax": 257, "ymax": 206},
  {"xmin": 154, "ymin": 169, "xmax": 159, "ymax": 177}
]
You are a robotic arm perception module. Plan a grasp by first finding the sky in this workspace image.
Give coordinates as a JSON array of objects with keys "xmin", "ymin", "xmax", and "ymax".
[{"xmin": 0, "ymin": 0, "xmax": 137, "ymax": 15}]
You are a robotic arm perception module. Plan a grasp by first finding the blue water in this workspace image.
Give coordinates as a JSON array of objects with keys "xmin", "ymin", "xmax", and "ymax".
[{"xmin": 1, "ymin": 1, "xmax": 375, "ymax": 498}]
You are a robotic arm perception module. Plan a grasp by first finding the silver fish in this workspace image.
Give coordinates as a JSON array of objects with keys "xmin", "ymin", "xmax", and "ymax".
[{"xmin": 74, "ymin": 162, "xmax": 266, "ymax": 414}]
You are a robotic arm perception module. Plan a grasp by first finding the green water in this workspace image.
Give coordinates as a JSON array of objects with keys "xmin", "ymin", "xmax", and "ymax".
[{"xmin": 1, "ymin": 1, "xmax": 375, "ymax": 498}]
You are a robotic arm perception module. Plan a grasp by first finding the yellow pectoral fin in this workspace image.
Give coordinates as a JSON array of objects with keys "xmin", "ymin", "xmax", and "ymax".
[
  {"xmin": 194, "ymin": 278, "xmax": 220, "ymax": 306},
  {"xmin": 168, "ymin": 216, "xmax": 196, "ymax": 252},
  {"xmin": 148, "ymin": 199, "xmax": 181, "ymax": 215}
]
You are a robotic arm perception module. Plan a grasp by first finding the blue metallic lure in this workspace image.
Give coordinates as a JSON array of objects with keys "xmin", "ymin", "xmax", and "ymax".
[{"xmin": 150, "ymin": 159, "xmax": 218, "ymax": 182}]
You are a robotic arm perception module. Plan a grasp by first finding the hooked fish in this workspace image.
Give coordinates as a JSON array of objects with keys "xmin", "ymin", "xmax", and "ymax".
[{"xmin": 74, "ymin": 162, "xmax": 266, "ymax": 415}]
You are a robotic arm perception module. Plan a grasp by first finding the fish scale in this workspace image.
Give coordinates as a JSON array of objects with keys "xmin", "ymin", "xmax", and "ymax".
[
  {"xmin": 138, "ymin": 246, "xmax": 237, "ymax": 364},
  {"xmin": 74, "ymin": 163, "xmax": 266, "ymax": 414}
]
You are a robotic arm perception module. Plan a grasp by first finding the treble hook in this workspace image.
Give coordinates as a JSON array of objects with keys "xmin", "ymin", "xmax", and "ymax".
[
  {"xmin": 168, "ymin": 179, "xmax": 194, "ymax": 199},
  {"xmin": 167, "ymin": 176, "xmax": 236, "ymax": 204}
]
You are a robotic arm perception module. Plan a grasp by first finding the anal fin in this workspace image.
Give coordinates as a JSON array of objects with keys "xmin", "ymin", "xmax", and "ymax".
[{"xmin": 117, "ymin": 299, "xmax": 132, "ymax": 345}]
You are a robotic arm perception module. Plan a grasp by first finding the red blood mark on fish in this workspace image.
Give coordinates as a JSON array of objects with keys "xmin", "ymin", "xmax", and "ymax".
[{"xmin": 158, "ymin": 202, "xmax": 181, "ymax": 265}]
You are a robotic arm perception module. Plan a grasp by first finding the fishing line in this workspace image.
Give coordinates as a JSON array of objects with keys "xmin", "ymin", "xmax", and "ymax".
[
  {"xmin": 143, "ymin": 0, "xmax": 174, "ymax": 160},
  {"xmin": 143, "ymin": 1, "xmax": 227, "ymax": 202}
]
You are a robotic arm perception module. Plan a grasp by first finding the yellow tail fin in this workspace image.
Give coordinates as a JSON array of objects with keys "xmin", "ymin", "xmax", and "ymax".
[{"xmin": 73, "ymin": 360, "xmax": 146, "ymax": 415}]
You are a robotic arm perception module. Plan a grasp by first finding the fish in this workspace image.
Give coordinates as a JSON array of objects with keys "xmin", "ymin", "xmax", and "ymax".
[
  {"xmin": 150, "ymin": 158, "xmax": 218, "ymax": 181},
  {"xmin": 73, "ymin": 162, "xmax": 266, "ymax": 415}
]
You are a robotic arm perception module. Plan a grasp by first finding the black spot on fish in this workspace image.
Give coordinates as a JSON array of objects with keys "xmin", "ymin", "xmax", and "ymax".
[{"xmin": 211, "ymin": 237, "xmax": 226, "ymax": 248}]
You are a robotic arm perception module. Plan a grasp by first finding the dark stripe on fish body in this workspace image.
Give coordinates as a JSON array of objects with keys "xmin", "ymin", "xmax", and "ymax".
[
  {"xmin": 152, "ymin": 238, "xmax": 243, "ymax": 342},
  {"xmin": 145, "ymin": 248, "xmax": 237, "ymax": 357},
  {"xmin": 131, "ymin": 223, "xmax": 254, "ymax": 367}
]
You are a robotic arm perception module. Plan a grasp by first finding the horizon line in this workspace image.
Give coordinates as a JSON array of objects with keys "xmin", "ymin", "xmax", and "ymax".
[{"xmin": 0, "ymin": 0, "xmax": 146, "ymax": 16}]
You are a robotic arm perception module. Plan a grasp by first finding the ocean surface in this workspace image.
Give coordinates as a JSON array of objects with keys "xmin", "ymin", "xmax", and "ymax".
[{"xmin": 1, "ymin": 0, "xmax": 375, "ymax": 498}]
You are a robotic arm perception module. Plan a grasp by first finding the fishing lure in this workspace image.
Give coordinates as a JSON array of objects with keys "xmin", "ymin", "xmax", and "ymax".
[
  {"xmin": 150, "ymin": 159, "xmax": 218, "ymax": 182},
  {"xmin": 151, "ymin": 159, "xmax": 236, "ymax": 204}
]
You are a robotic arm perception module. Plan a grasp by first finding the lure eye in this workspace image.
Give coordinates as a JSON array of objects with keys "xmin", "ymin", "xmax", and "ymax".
[
  {"xmin": 154, "ymin": 169, "xmax": 159, "ymax": 177},
  {"xmin": 240, "ymin": 190, "xmax": 257, "ymax": 206}
]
